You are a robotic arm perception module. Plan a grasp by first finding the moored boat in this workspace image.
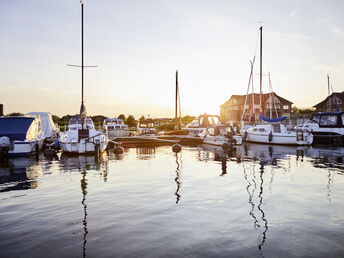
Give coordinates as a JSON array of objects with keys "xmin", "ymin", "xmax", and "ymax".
[
  {"xmin": 0, "ymin": 117, "xmax": 44, "ymax": 156},
  {"xmin": 201, "ymin": 125, "xmax": 242, "ymax": 146},
  {"xmin": 25, "ymin": 112, "xmax": 59, "ymax": 149},
  {"xmin": 243, "ymin": 122, "xmax": 313, "ymax": 146},
  {"xmin": 58, "ymin": 2, "xmax": 108, "ymax": 155},
  {"xmin": 59, "ymin": 116, "xmax": 107, "ymax": 154},
  {"xmin": 103, "ymin": 118, "xmax": 129, "ymax": 139},
  {"xmin": 298, "ymin": 111, "xmax": 344, "ymax": 145},
  {"xmin": 136, "ymin": 119, "xmax": 158, "ymax": 136}
]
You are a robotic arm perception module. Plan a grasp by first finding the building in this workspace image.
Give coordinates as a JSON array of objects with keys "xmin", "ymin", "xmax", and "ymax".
[
  {"xmin": 313, "ymin": 92, "xmax": 344, "ymax": 112},
  {"xmin": 220, "ymin": 92, "xmax": 293, "ymax": 124}
]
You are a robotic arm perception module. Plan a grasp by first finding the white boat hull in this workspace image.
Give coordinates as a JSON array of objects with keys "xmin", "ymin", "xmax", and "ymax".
[
  {"xmin": 204, "ymin": 135, "xmax": 242, "ymax": 146},
  {"xmin": 243, "ymin": 131, "xmax": 313, "ymax": 145},
  {"xmin": 107, "ymin": 129, "xmax": 129, "ymax": 139},
  {"xmin": 59, "ymin": 138, "xmax": 107, "ymax": 154},
  {"xmin": 8, "ymin": 139, "xmax": 44, "ymax": 156}
]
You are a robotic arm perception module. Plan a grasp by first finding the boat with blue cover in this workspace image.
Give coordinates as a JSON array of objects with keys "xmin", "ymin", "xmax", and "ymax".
[{"xmin": 0, "ymin": 117, "xmax": 44, "ymax": 156}]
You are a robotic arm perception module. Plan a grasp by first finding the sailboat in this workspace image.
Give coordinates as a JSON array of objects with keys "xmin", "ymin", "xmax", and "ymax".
[
  {"xmin": 242, "ymin": 27, "xmax": 313, "ymax": 146},
  {"xmin": 59, "ymin": 2, "xmax": 108, "ymax": 154}
]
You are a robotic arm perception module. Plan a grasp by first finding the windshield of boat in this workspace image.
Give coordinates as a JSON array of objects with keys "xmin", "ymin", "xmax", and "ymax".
[
  {"xmin": 69, "ymin": 117, "xmax": 93, "ymax": 126},
  {"xmin": 319, "ymin": 115, "xmax": 338, "ymax": 126}
]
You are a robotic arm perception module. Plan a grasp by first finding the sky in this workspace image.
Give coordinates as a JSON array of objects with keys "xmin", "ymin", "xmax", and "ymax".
[{"xmin": 0, "ymin": 0, "xmax": 343, "ymax": 118}]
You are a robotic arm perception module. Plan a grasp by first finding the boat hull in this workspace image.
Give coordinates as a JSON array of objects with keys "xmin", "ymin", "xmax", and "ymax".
[
  {"xmin": 243, "ymin": 132, "xmax": 313, "ymax": 145},
  {"xmin": 107, "ymin": 129, "xmax": 129, "ymax": 139},
  {"xmin": 204, "ymin": 135, "xmax": 242, "ymax": 146},
  {"xmin": 59, "ymin": 140, "xmax": 107, "ymax": 154},
  {"xmin": 7, "ymin": 139, "xmax": 43, "ymax": 156}
]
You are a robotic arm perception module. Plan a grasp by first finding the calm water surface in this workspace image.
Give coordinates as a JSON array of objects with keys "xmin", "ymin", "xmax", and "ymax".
[{"xmin": 1, "ymin": 143, "xmax": 344, "ymax": 257}]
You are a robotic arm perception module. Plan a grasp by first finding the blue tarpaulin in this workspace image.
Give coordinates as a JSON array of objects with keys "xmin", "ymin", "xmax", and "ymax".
[
  {"xmin": 259, "ymin": 112, "xmax": 286, "ymax": 123},
  {"xmin": 0, "ymin": 117, "xmax": 34, "ymax": 141}
]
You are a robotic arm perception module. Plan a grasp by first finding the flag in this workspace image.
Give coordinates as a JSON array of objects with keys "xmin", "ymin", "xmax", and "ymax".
[{"xmin": 80, "ymin": 102, "xmax": 87, "ymax": 121}]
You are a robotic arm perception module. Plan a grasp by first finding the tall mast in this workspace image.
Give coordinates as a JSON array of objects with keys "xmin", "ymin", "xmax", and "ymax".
[
  {"xmin": 175, "ymin": 70, "xmax": 178, "ymax": 130},
  {"xmin": 327, "ymin": 74, "xmax": 330, "ymax": 111},
  {"xmin": 259, "ymin": 26, "xmax": 263, "ymax": 114},
  {"xmin": 81, "ymin": 3, "xmax": 84, "ymax": 106}
]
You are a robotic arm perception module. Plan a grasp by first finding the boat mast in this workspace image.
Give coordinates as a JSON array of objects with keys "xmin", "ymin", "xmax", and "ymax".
[
  {"xmin": 81, "ymin": 3, "xmax": 84, "ymax": 108},
  {"xmin": 175, "ymin": 70, "xmax": 180, "ymax": 130},
  {"xmin": 259, "ymin": 26, "xmax": 263, "ymax": 115},
  {"xmin": 178, "ymin": 84, "xmax": 182, "ymax": 130},
  {"xmin": 327, "ymin": 74, "xmax": 331, "ymax": 111},
  {"xmin": 241, "ymin": 57, "xmax": 255, "ymax": 123}
]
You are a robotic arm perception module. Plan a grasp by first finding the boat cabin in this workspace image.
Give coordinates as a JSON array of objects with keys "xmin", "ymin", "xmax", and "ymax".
[
  {"xmin": 206, "ymin": 126, "xmax": 235, "ymax": 136},
  {"xmin": 68, "ymin": 116, "xmax": 94, "ymax": 130},
  {"xmin": 311, "ymin": 112, "xmax": 344, "ymax": 128},
  {"xmin": 104, "ymin": 118, "xmax": 128, "ymax": 130}
]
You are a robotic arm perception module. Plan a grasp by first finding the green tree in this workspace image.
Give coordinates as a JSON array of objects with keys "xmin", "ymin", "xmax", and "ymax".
[
  {"xmin": 52, "ymin": 115, "xmax": 60, "ymax": 123},
  {"xmin": 292, "ymin": 107, "xmax": 316, "ymax": 117},
  {"xmin": 126, "ymin": 115, "xmax": 136, "ymax": 127},
  {"xmin": 117, "ymin": 114, "xmax": 126, "ymax": 121}
]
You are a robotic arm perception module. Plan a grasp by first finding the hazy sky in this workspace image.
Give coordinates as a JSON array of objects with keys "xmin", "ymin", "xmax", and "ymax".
[{"xmin": 1, "ymin": 0, "xmax": 343, "ymax": 118}]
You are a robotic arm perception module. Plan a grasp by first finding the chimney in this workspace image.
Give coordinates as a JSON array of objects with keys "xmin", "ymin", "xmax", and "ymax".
[{"xmin": 0, "ymin": 104, "xmax": 3, "ymax": 117}]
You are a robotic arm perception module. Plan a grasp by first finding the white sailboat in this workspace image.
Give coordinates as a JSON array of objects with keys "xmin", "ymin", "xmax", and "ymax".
[
  {"xmin": 59, "ymin": 2, "xmax": 108, "ymax": 154},
  {"xmin": 242, "ymin": 26, "xmax": 312, "ymax": 146}
]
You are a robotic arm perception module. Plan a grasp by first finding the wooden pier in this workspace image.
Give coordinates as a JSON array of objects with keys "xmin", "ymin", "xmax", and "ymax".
[{"xmin": 108, "ymin": 135, "xmax": 204, "ymax": 148}]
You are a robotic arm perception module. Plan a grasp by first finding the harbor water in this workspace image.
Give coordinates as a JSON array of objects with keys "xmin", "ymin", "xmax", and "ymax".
[{"xmin": 1, "ymin": 143, "xmax": 344, "ymax": 257}]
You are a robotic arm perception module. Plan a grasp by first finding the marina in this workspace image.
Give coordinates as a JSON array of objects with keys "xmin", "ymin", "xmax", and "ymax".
[{"xmin": 1, "ymin": 0, "xmax": 344, "ymax": 257}]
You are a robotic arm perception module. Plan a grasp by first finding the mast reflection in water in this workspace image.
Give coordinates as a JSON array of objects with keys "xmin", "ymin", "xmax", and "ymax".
[
  {"xmin": 174, "ymin": 152, "xmax": 182, "ymax": 204},
  {"xmin": 80, "ymin": 170, "xmax": 88, "ymax": 258}
]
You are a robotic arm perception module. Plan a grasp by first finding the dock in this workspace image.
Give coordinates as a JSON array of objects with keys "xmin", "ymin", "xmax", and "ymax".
[{"xmin": 108, "ymin": 135, "xmax": 204, "ymax": 148}]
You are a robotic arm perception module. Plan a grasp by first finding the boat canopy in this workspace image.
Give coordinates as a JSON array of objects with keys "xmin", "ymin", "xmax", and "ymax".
[
  {"xmin": 25, "ymin": 112, "xmax": 58, "ymax": 138},
  {"xmin": 259, "ymin": 113, "xmax": 286, "ymax": 123},
  {"xmin": 0, "ymin": 117, "xmax": 35, "ymax": 141}
]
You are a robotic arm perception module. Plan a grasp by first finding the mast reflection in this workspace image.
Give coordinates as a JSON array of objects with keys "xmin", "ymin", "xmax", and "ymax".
[
  {"xmin": 80, "ymin": 169, "xmax": 88, "ymax": 258},
  {"xmin": 258, "ymin": 161, "xmax": 268, "ymax": 250},
  {"xmin": 243, "ymin": 163, "xmax": 259, "ymax": 229},
  {"xmin": 174, "ymin": 152, "xmax": 182, "ymax": 204}
]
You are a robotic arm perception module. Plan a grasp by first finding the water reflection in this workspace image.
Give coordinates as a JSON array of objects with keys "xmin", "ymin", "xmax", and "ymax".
[
  {"xmin": 80, "ymin": 169, "xmax": 88, "ymax": 258},
  {"xmin": 174, "ymin": 153, "xmax": 182, "ymax": 204},
  {"xmin": 136, "ymin": 147, "xmax": 156, "ymax": 160},
  {"xmin": 59, "ymin": 153, "xmax": 109, "ymax": 173},
  {"xmin": 309, "ymin": 146, "xmax": 344, "ymax": 171},
  {"xmin": 258, "ymin": 161, "xmax": 268, "ymax": 250},
  {"xmin": 0, "ymin": 157, "xmax": 40, "ymax": 192},
  {"xmin": 242, "ymin": 162, "xmax": 259, "ymax": 229}
]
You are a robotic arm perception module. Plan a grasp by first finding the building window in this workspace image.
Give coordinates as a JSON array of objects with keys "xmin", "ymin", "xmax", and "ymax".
[{"xmin": 283, "ymin": 105, "xmax": 289, "ymax": 109}]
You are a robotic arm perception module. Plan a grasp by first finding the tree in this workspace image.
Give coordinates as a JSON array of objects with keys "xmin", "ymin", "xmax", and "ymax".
[
  {"xmin": 52, "ymin": 115, "xmax": 60, "ymax": 123},
  {"xmin": 292, "ymin": 107, "xmax": 316, "ymax": 117},
  {"xmin": 117, "ymin": 114, "xmax": 126, "ymax": 121},
  {"xmin": 126, "ymin": 115, "xmax": 136, "ymax": 127},
  {"xmin": 139, "ymin": 115, "xmax": 146, "ymax": 122},
  {"xmin": 6, "ymin": 112, "xmax": 24, "ymax": 117}
]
